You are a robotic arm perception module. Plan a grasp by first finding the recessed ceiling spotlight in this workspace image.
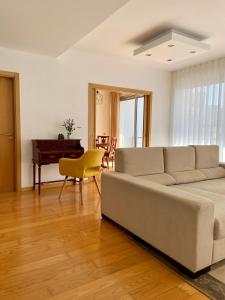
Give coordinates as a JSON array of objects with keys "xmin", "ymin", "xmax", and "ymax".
[
  {"xmin": 167, "ymin": 59, "xmax": 173, "ymax": 62},
  {"xmin": 145, "ymin": 53, "xmax": 152, "ymax": 56},
  {"xmin": 168, "ymin": 44, "xmax": 175, "ymax": 47},
  {"xmin": 190, "ymin": 50, "xmax": 196, "ymax": 54}
]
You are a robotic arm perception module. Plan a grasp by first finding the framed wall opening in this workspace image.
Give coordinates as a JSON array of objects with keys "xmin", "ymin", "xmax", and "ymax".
[{"xmin": 88, "ymin": 83, "xmax": 152, "ymax": 149}]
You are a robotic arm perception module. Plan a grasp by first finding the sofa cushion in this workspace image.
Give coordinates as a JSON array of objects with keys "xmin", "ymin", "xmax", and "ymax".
[
  {"xmin": 174, "ymin": 178, "xmax": 225, "ymax": 239},
  {"xmin": 169, "ymin": 170, "xmax": 206, "ymax": 184},
  {"xmin": 136, "ymin": 173, "xmax": 176, "ymax": 186},
  {"xmin": 115, "ymin": 147, "xmax": 164, "ymax": 176},
  {"xmin": 199, "ymin": 167, "xmax": 225, "ymax": 180},
  {"xmin": 194, "ymin": 145, "xmax": 219, "ymax": 169},
  {"xmin": 164, "ymin": 146, "xmax": 195, "ymax": 173}
]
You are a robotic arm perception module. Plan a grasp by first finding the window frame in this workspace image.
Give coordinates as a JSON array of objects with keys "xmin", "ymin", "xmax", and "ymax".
[{"xmin": 120, "ymin": 96, "xmax": 144, "ymax": 147}]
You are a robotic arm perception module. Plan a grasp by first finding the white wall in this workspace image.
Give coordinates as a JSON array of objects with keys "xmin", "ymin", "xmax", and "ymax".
[
  {"xmin": 96, "ymin": 89, "xmax": 111, "ymax": 137},
  {"xmin": 0, "ymin": 47, "xmax": 171, "ymax": 187}
]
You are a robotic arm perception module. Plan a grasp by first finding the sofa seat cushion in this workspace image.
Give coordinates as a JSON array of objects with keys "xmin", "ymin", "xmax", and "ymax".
[
  {"xmin": 115, "ymin": 147, "xmax": 164, "ymax": 176},
  {"xmin": 164, "ymin": 146, "xmax": 195, "ymax": 173},
  {"xmin": 136, "ymin": 173, "xmax": 176, "ymax": 186},
  {"xmin": 199, "ymin": 167, "xmax": 225, "ymax": 180},
  {"xmin": 174, "ymin": 178, "xmax": 225, "ymax": 239},
  {"xmin": 176, "ymin": 178, "xmax": 225, "ymax": 195},
  {"xmin": 169, "ymin": 170, "xmax": 206, "ymax": 184}
]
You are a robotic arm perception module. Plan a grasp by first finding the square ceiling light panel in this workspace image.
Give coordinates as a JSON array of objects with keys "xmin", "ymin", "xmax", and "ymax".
[{"xmin": 133, "ymin": 30, "xmax": 210, "ymax": 64}]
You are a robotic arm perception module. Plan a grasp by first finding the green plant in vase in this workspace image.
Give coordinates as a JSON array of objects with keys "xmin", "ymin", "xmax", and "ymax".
[{"xmin": 62, "ymin": 118, "xmax": 81, "ymax": 139}]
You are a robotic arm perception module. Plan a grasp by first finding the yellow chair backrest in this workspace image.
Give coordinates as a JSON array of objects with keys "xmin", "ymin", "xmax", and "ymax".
[
  {"xmin": 59, "ymin": 148, "xmax": 105, "ymax": 179},
  {"xmin": 81, "ymin": 148, "xmax": 105, "ymax": 178},
  {"xmin": 81, "ymin": 148, "xmax": 105, "ymax": 168}
]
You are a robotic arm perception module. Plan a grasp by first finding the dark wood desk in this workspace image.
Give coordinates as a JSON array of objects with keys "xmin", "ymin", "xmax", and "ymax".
[{"xmin": 32, "ymin": 139, "xmax": 84, "ymax": 194}]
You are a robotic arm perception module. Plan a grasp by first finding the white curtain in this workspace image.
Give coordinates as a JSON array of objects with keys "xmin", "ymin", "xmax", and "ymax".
[{"xmin": 171, "ymin": 58, "xmax": 225, "ymax": 161}]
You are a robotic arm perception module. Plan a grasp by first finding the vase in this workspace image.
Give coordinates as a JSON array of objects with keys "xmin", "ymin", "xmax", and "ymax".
[{"xmin": 67, "ymin": 133, "xmax": 71, "ymax": 139}]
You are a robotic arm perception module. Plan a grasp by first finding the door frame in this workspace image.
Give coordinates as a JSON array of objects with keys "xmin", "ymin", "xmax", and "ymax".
[
  {"xmin": 0, "ymin": 70, "xmax": 21, "ymax": 191},
  {"xmin": 88, "ymin": 83, "xmax": 152, "ymax": 149}
]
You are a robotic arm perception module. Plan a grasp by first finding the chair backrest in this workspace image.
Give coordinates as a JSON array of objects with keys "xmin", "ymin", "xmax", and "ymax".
[
  {"xmin": 96, "ymin": 135, "xmax": 110, "ymax": 145},
  {"xmin": 109, "ymin": 137, "xmax": 117, "ymax": 153},
  {"xmin": 111, "ymin": 137, "xmax": 117, "ymax": 148},
  {"xmin": 81, "ymin": 148, "xmax": 105, "ymax": 168}
]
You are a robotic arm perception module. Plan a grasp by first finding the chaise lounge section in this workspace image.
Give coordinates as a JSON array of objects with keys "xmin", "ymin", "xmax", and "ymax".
[{"xmin": 101, "ymin": 145, "xmax": 225, "ymax": 275}]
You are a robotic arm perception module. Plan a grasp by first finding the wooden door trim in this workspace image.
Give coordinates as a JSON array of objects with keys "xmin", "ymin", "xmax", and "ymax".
[
  {"xmin": 88, "ymin": 83, "xmax": 152, "ymax": 149},
  {"xmin": 0, "ymin": 71, "xmax": 21, "ymax": 191},
  {"xmin": 89, "ymin": 83, "xmax": 151, "ymax": 95}
]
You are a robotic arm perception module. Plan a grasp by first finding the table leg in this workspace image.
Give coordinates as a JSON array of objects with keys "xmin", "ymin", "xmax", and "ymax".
[
  {"xmin": 33, "ymin": 162, "xmax": 36, "ymax": 190},
  {"xmin": 38, "ymin": 165, "xmax": 41, "ymax": 195}
]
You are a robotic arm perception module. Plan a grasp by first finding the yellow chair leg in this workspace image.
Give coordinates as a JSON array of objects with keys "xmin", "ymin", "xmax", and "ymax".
[
  {"xmin": 93, "ymin": 176, "xmax": 101, "ymax": 195},
  {"xmin": 58, "ymin": 176, "xmax": 68, "ymax": 200},
  {"xmin": 79, "ymin": 178, "xmax": 83, "ymax": 205},
  {"xmin": 94, "ymin": 176, "xmax": 101, "ymax": 212}
]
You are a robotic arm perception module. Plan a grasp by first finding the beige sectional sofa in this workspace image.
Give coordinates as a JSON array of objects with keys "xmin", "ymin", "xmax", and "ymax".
[{"xmin": 101, "ymin": 145, "xmax": 225, "ymax": 275}]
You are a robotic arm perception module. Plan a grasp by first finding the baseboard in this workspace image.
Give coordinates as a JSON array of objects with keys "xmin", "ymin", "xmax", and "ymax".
[
  {"xmin": 21, "ymin": 177, "xmax": 93, "ymax": 192},
  {"xmin": 21, "ymin": 182, "xmax": 64, "ymax": 191}
]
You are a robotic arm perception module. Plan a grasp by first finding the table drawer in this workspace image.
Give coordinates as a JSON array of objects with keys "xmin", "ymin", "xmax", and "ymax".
[{"xmin": 41, "ymin": 153, "xmax": 62, "ymax": 162}]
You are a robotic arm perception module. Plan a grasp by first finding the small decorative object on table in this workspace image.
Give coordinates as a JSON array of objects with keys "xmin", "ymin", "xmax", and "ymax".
[
  {"xmin": 58, "ymin": 133, "xmax": 64, "ymax": 140},
  {"xmin": 62, "ymin": 118, "xmax": 81, "ymax": 139}
]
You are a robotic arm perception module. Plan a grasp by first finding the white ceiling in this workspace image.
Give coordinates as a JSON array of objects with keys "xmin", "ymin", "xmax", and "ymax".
[
  {"xmin": 1, "ymin": 0, "xmax": 225, "ymax": 70},
  {"xmin": 0, "ymin": 0, "xmax": 129, "ymax": 56},
  {"xmin": 75, "ymin": 0, "xmax": 225, "ymax": 70}
]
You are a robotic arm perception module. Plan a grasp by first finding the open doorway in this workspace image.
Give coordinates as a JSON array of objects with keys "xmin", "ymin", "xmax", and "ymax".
[
  {"xmin": 88, "ymin": 83, "xmax": 152, "ymax": 158},
  {"xmin": 88, "ymin": 83, "xmax": 152, "ymax": 151},
  {"xmin": 95, "ymin": 90, "xmax": 146, "ymax": 147},
  {"xmin": 88, "ymin": 83, "xmax": 152, "ymax": 148}
]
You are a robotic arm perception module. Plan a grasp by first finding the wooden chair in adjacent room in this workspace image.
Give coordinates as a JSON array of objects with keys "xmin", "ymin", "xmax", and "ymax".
[
  {"xmin": 96, "ymin": 135, "xmax": 110, "ymax": 149},
  {"xmin": 103, "ymin": 137, "xmax": 117, "ymax": 168},
  {"xmin": 58, "ymin": 148, "xmax": 105, "ymax": 204}
]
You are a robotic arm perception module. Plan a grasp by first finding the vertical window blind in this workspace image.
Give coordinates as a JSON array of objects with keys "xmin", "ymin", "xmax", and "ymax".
[{"xmin": 171, "ymin": 58, "xmax": 225, "ymax": 161}]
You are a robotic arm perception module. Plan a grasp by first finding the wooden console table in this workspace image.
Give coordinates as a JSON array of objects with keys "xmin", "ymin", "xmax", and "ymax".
[{"xmin": 32, "ymin": 139, "xmax": 84, "ymax": 194}]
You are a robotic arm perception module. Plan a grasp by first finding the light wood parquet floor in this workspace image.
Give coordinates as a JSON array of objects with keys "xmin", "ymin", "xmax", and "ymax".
[{"xmin": 0, "ymin": 179, "xmax": 209, "ymax": 299}]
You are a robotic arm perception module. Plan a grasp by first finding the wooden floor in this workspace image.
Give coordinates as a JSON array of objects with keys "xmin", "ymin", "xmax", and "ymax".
[{"xmin": 0, "ymin": 179, "xmax": 209, "ymax": 300}]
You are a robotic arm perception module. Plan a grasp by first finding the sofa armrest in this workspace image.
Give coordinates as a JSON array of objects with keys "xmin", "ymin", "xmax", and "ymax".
[{"xmin": 101, "ymin": 172, "xmax": 214, "ymax": 273}]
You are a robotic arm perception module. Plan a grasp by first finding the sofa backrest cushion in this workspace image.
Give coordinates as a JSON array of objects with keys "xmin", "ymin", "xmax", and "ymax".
[
  {"xmin": 115, "ymin": 147, "xmax": 164, "ymax": 176},
  {"xmin": 193, "ymin": 145, "xmax": 219, "ymax": 169},
  {"xmin": 164, "ymin": 146, "xmax": 195, "ymax": 173}
]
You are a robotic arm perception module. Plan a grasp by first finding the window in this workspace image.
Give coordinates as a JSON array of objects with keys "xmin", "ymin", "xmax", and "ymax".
[
  {"xmin": 171, "ymin": 58, "xmax": 225, "ymax": 161},
  {"xmin": 120, "ymin": 97, "xmax": 144, "ymax": 147}
]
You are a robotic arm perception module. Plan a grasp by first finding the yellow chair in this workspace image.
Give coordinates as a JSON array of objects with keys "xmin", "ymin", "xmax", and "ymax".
[{"xmin": 58, "ymin": 148, "xmax": 105, "ymax": 203}]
